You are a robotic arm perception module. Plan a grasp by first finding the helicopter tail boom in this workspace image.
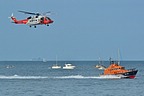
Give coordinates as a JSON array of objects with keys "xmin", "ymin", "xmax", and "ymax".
[{"xmin": 9, "ymin": 13, "xmax": 28, "ymax": 24}]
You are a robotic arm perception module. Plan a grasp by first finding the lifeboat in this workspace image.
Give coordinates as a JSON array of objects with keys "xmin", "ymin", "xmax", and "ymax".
[{"xmin": 101, "ymin": 61, "xmax": 138, "ymax": 79}]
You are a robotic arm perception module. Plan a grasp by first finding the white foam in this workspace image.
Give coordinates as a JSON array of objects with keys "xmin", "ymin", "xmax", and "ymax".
[
  {"xmin": 0, "ymin": 75, "xmax": 121, "ymax": 80},
  {"xmin": 99, "ymin": 75, "xmax": 122, "ymax": 79},
  {"xmin": 54, "ymin": 75, "xmax": 85, "ymax": 79},
  {"xmin": 0, "ymin": 75, "xmax": 48, "ymax": 79}
]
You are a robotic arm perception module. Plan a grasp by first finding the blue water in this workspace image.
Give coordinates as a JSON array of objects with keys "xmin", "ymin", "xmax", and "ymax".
[{"xmin": 0, "ymin": 61, "xmax": 143, "ymax": 96}]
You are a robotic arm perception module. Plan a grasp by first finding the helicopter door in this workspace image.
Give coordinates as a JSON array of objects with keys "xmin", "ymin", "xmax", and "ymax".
[{"xmin": 27, "ymin": 18, "xmax": 39, "ymax": 25}]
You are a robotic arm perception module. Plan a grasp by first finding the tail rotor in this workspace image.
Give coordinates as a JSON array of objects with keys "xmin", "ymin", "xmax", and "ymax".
[{"xmin": 8, "ymin": 13, "xmax": 17, "ymax": 23}]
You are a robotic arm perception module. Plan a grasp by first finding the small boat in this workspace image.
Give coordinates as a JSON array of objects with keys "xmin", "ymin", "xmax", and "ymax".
[
  {"xmin": 100, "ymin": 60, "xmax": 138, "ymax": 79},
  {"xmin": 63, "ymin": 63, "xmax": 75, "ymax": 69},
  {"xmin": 6, "ymin": 65, "xmax": 15, "ymax": 69},
  {"xmin": 52, "ymin": 65, "xmax": 61, "ymax": 69},
  {"xmin": 51, "ymin": 55, "xmax": 61, "ymax": 69},
  {"xmin": 95, "ymin": 64, "xmax": 106, "ymax": 70},
  {"xmin": 95, "ymin": 57, "xmax": 106, "ymax": 70}
]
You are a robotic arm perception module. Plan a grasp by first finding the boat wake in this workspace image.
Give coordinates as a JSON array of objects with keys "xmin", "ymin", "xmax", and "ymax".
[
  {"xmin": 0, "ymin": 75, "xmax": 121, "ymax": 80},
  {"xmin": 0, "ymin": 75, "xmax": 48, "ymax": 79}
]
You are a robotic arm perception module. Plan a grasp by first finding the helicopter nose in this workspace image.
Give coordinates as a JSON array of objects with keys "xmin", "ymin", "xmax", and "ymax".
[{"xmin": 50, "ymin": 20, "xmax": 54, "ymax": 23}]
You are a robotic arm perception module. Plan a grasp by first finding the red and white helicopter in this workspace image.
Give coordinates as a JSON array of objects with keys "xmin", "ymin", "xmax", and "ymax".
[{"xmin": 10, "ymin": 11, "xmax": 54, "ymax": 28}]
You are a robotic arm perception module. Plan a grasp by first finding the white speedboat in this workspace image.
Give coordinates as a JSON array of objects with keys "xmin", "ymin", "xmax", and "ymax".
[{"xmin": 63, "ymin": 64, "xmax": 75, "ymax": 69}]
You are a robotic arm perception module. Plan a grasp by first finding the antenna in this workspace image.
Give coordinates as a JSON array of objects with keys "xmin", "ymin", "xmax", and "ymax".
[
  {"xmin": 118, "ymin": 48, "xmax": 120, "ymax": 65},
  {"xmin": 109, "ymin": 57, "xmax": 112, "ymax": 65}
]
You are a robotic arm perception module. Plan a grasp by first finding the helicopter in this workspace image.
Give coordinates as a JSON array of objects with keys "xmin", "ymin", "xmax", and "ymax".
[{"xmin": 10, "ymin": 10, "xmax": 54, "ymax": 28}]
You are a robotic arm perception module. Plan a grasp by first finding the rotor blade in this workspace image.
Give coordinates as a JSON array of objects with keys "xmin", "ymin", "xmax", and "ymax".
[
  {"xmin": 8, "ymin": 13, "xmax": 14, "ymax": 18},
  {"xmin": 18, "ymin": 10, "xmax": 40, "ymax": 15},
  {"xmin": 11, "ymin": 13, "xmax": 14, "ymax": 17},
  {"xmin": 45, "ymin": 11, "xmax": 51, "ymax": 14},
  {"xmin": 42, "ymin": 11, "xmax": 51, "ymax": 15}
]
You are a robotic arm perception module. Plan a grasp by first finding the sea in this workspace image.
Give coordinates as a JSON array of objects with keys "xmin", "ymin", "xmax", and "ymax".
[{"xmin": 0, "ymin": 61, "xmax": 143, "ymax": 96}]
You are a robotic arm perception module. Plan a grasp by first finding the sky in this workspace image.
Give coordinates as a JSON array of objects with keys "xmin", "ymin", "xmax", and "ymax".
[{"xmin": 0, "ymin": 0, "xmax": 144, "ymax": 61}]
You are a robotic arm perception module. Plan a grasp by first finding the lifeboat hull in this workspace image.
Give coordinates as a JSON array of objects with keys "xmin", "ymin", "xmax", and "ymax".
[
  {"xmin": 101, "ymin": 70, "xmax": 138, "ymax": 79},
  {"xmin": 121, "ymin": 70, "xmax": 138, "ymax": 79}
]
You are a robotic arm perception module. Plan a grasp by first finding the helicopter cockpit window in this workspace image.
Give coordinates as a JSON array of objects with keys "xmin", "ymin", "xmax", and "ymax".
[
  {"xmin": 41, "ymin": 17, "xmax": 44, "ymax": 21},
  {"xmin": 46, "ymin": 17, "xmax": 51, "ymax": 20},
  {"xmin": 27, "ymin": 16, "xmax": 32, "ymax": 19}
]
